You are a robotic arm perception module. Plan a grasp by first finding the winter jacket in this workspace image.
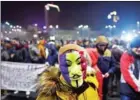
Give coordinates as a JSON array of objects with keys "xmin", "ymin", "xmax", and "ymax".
[
  {"xmin": 46, "ymin": 42, "xmax": 58, "ymax": 66},
  {"xmin": 120, "ymin": 50, "xmax": 140, "ymax": 97},
  {"xmin": 36, "ymin": 67, "xmax": 99, "ymax": 100},
  {"xmin": 94, "ymin": 48, "xmax": 116, "ymax": 74},
  {"xmin": 37, "ymin": 40, "xmax": 46, "ymax": 58},
  {"xmin": 86, "ymin": 48, "xmax": 103, "ymax": 100}
]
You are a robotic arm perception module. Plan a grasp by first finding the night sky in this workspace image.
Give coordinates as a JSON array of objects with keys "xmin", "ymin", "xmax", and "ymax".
[{"xmin": 1, "ymin": 1, "xmax": 140, "ymax": 30}]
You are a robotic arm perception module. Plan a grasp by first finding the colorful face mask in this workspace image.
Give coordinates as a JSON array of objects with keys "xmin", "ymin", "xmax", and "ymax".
[{"xmin": 59, "ymin": 50, "xmax": 88, "ymax": 88}]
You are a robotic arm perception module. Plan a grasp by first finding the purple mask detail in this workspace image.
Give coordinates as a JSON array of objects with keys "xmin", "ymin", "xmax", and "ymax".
[{"xmin": 59, "ymin": 54, "xmax": 71, "ymax": 83}]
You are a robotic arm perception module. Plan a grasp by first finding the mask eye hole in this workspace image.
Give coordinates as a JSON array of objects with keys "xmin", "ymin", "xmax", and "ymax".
[
  {"xmin": 76, "ymin": 57, "xmax": 81, "ymax": 65},
  {"xmin": 66, "ymin": 60, "xmax": 72, "ymax": 67}
]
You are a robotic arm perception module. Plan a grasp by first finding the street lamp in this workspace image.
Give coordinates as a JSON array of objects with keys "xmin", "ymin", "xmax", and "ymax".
[
  {"xmin": 107, "ymin": 14, "xmax": 112, "ymax": 19},
  {"xmin": 112, "ymin": 11, "xmax": 117, "ymax": 16},
  {"xmin": 78, "ymin": 25, "xmax": 83, "ymax": 28},
  {"xmin": 105, "ymin": 25, "xmax": 116, "ymax": 37},
  {"xmin": 56, "ymin": 25, "xmax": 59, "ymax": 29},
  {"xmin": 5, "ymin": 21, "xmax": 10, "ymax": 25},
  {"xmin": 43, "ymin": 26, "xmax": 47, "ymax": 29},
  {"xmin": 49, "ymin": 25, "xmax": 53, "ymax": 29},
  {"xmin": 34, "ymin": 24, "xmax": 38, "ymax": 27},
  {"xmin": 113, "ymin": 25, "xmax": 116, "ymax": 28},
  {"xmin": 84, "ymin": 25, "xmax": 88, "ymax": 29},
  {"xmin": 105, "ymin": 26, "xmax": 108, "ymax": 28},
  {"xmin": 44, "ymin": 4, "xmax": 60, "ymax": 33}
]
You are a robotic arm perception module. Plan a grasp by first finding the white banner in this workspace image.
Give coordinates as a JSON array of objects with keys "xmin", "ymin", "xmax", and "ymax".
[{"xmin": 1, "ymin": 61, "xmax": 47, "ymax": 92}]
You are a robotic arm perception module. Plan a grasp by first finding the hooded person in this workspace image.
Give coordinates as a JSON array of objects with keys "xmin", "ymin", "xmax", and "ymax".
[
  {"xmin": 86, "ymin": 35, "xmax": 117, "ymax": 100},
  {"xmin": 120, "ymin": 36, "xmax": 140, "ymax": 100},
  {"xmin": 37, "ymin": 39, "xmax": 46, "ymax": 63},
  {"xmin": 36, "ymin": 44, "xmax": 100, "ymax": 100}
]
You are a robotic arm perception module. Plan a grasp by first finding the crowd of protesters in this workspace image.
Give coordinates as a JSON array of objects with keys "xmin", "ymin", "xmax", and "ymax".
[
  {"xmin": 1, "ymin": 36, "xmax": 126, "ymax": 65},
  {"xmin": 1, "ymin": 35, "xmax": 140, "ymax": 100}
]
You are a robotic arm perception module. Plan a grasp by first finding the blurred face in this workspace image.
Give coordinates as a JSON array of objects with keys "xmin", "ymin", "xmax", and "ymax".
[
  {"xmin": 97, "ymin": 42, "xmax": 108, "ymax": 52},
  {"xmin": 59, "ymin": 50, "xmax": 88, "ymax": 88},
  {"xmin": 132, "ymin": 47, "xmax": 140, "ymax": 56},
  {"xmin": 11, "ymin": 39, "xmax": 19, "ymax": 45}
]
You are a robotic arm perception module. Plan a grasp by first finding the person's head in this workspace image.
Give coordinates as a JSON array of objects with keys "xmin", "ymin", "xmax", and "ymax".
[
  {"xmin": 130, "ymin": 36, "xmax": 140, "ymax": 56},
  {"xmin": 58, "ymin": 44, "xmax": 91, "ymax": 88},
  {"xmin": 95, "ymin": 36, "xmax": 109, "ymax": 54},
  {"xmin": 11, "ymin": 38, "xmax": 19, "ymax": 46}
]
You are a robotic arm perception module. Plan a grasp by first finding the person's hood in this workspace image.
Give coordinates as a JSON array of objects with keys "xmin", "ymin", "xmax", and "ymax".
[
  {"xmin": 95, "ymin": 35, "xmax": 109, "ymax": 45},
  {"xmin": 38, "ymin": 40, "xmax": 46, "ymax": 45},
  {"xmin": 58, "ymin": 44, "xmax": 92, "ymax": 67}
]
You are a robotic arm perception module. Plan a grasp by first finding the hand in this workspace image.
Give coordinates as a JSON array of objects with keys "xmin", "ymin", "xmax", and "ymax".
[{"xmin": 104, "ymin": 73, "xmax": 110, "ymax": 78}]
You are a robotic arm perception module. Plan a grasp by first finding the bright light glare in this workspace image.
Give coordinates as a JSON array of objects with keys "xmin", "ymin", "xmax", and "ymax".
[
  {"xmin": 45, "ymin": 5, "xmax": 50, "ymax": 10},
  {"xmin": 133, "ymin": 30, "xmax": 136, "ymax": 33},
  {"xmin": 113, "ymin": 25, "xmax": 116, "ymax": 28},
  {"xmin": 43, "ymin": 26, "xmax": 47, "ymax": 29},
  {"xmin": 108, "ymin": 25, "xmax": 112, "ymax": 29},
  {"xmin": 33, "ymin": 34, "xmax": 38, "ymax": 38},
  {"xmin": 113, "ymin": 11, "xmax": 117, "ymax": 15},
  {"xmin": 10, "ymin": 25, "xmax": 13, "ymax": 28},
  {"xmin": 84, "ymin": 25, "xmax": 89, "ymax": 29},
  {"xmin": 49, "ymin": 25, "xmax": 53, "ymax": 28},
  {"xmin": 137, "ymin": 21, "xmax": 140, "ymax": 25},
  {"xmin": 50, "ymin": 36, "xmax": 55, "ymax": 40},
  {"xmin": 16, "ymin": 25, "xmax": 19, "ymax": 28},
  {"xmin": 105, "ymin": 26, "xmax": 108, "ymax": 28},
  {"xmin": 122, "ymin": 30, "xmax": 126, "ymax": 34},
  {"xmin": 78, "ymin": 25, "xmax": 83, "ymax": 28},
  {"xmin": 125, "ymin": 34, "xmax": 134, "ymax": 42},
  {"xmin": 56, "ymin": 25, "xmax": 59, "ymax": 29},
  {"xmin": 34, "ymin": 24, "xmax": 38, "ymax": 27},
  {"xmin": 107, "ymin": 14, "xmax": 112, "ymax": 19},
  {"xmin": 5, "ymin": 22, "xmax": 10, "ymax": 25}
]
